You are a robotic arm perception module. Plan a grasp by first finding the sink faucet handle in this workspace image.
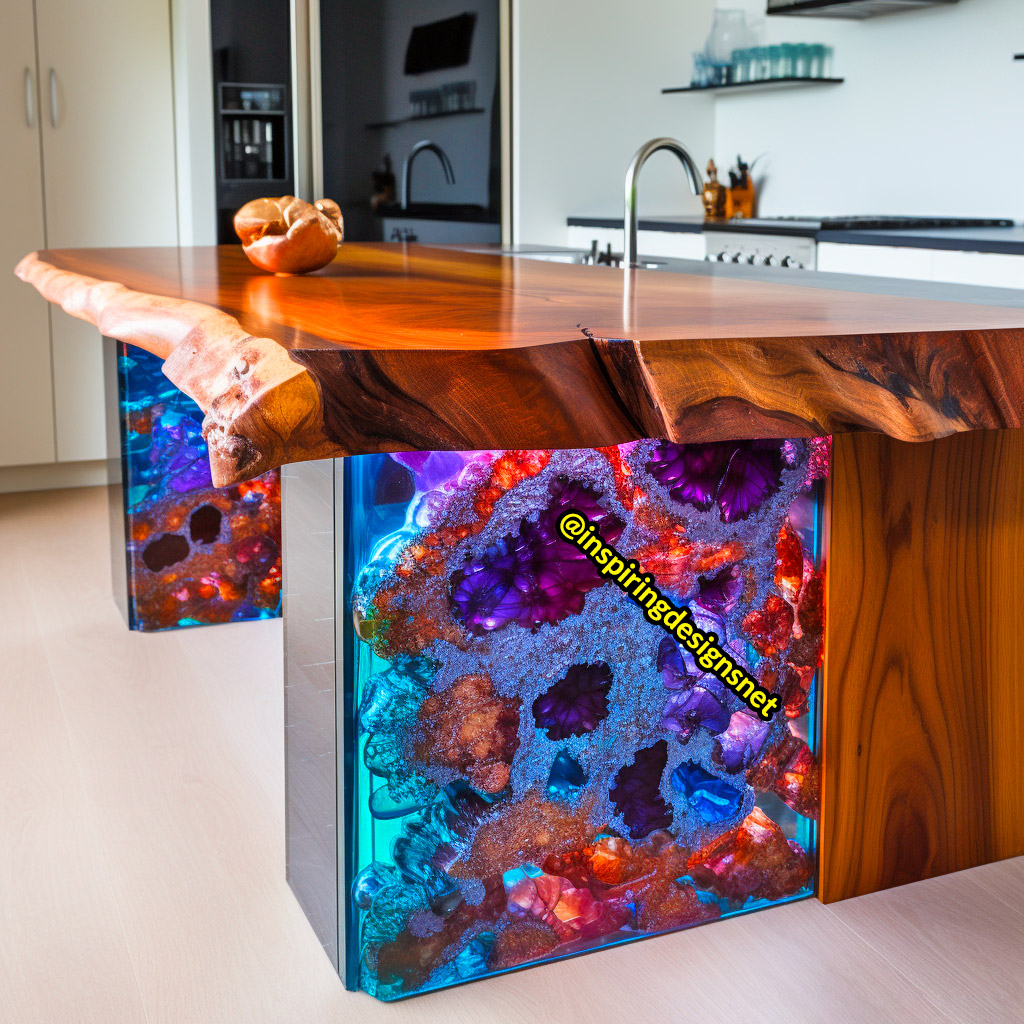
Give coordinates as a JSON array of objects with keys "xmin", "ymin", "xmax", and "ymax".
[
  {"xmin": 623, "ymin": 137, "xmax": 703, "ymax": 268},
  {"xmin": 401, "ymin": 139, "xmax": 456, "ymax": 209}
]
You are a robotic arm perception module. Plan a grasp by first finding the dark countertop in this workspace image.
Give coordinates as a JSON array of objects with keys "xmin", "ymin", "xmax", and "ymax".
[
  {"xmin": 568, "ymin": 215, "xmax": 705, "ymax": 234},
  {"xmin": 819, "ymin": 226, "xmax": 1024, "ymax": 255},
  {"xmin": 568, "ymin": 216, "xmax": 1024, "ymax": 254}
]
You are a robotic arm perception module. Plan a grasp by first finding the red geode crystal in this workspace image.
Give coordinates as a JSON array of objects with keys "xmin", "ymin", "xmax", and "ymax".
[
  {"xmin": 788, "ymin": 569, "xmax": 826, "ymax": 671},
  {"xmin": 507, "ymin": 872, "xmax": 632, "ymax": 942},
  {"xmin": 742, "ymin": 594, "xmax": 795, "ymax": 658},
  {"xmin": 749, "ymin": 734, "xmax": 821, "ymax": 820},
  {"xmin": 414, "ymin": 674, "xmax": 520, "ymax": 793},
  {"xmin": 687, "ymin": 807, "xmax": 814, "ymax": 902},
  {"xmin": 774, "ymin": 523, "xmax": 804, "ymax": 603}
]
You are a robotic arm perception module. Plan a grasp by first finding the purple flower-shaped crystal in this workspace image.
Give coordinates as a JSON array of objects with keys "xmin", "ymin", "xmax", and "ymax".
[
  {"xmin": 533, "ymin": 662, "xmax": 612, "ymax": 740},
  {"xmin": 695, "ymin": 564, "xmax": 743, "ymax": 615},
  {"xmin": 450, "ymin": 477, "xmax": 624, "ymax": 634},
  {"xmin": 537, "ymin": 476, "xmax": 624, "ymax": 544},
  {"xmin": 662, "ymin": 682, "xmax": 732, "ymax": 742},
  {"xmin": 610, "ymin": 741, "xmax": 673, "ymax": 840},
  {"xmin": 646, "ymin": 440, "xmax": 785, "ymax": 523},
  {"xmin": 657, "ymin": 636, "xmax": 695, "ymax": 691}
]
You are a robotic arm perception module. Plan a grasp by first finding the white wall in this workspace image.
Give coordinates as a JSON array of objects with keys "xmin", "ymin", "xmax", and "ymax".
[
  {"xmin": 714, "ymin": 0, "xmax": 1024, "ymax": 218},
  {"xmin": 171, "ymin": 0, "xmax": 217, "ymax": 245},
  {"xmin": 513, "ymin": 0, "xmax": 717, "ymax": 245}
]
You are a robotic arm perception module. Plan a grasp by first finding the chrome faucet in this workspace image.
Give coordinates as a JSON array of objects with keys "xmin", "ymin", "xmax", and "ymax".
[
  {"xmin": 401, "ymin": 140, "xmax": 456, "ymax": 210},
  {"xmin": 623, "ymin": 137, "xmax": 703, "ymax": 268}
]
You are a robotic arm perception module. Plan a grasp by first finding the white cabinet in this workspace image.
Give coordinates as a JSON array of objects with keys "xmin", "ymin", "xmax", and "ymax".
[
  {"xmin": 567, "ymin": 225, "xmax": 706, "ymax": 262},
  {"xmin": 2, "ymin": 0, "xmax": 178, "ymax": 469},
  {"xmin": 0, "ymin": 2, "xmax": 55, "ymax": 467},
  {"xmin": 37, "ymin": 0, "xmax": 178, "ymax": 463},
  {"xmin": 816, "ymin": 243, "xmax": 933, "ymax": 281},
  {"xmin": 817, "ymin": 241, "xmax": 1024, "ymax": 290},
  {"xmin": 928, "ymin": 250, "xmax": 1024, "ymax": 289}
]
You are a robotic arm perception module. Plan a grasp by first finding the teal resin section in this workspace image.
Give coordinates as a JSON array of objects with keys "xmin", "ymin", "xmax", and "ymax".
[
  {"xmin": 114, "ymin": 344, "xmax": 282, "ymax": 631},
  {"xmin": 342, "ymin": 440, "xmax": 828, "ymax": 1000}
]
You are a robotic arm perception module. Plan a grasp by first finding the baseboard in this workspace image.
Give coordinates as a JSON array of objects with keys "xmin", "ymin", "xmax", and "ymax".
[{"xmin": 0, "ymin": 460, "xmax": 109, "ymax": 494}]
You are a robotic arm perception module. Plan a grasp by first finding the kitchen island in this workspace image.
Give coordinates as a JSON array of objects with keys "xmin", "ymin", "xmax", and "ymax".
[{"xmin": 16, "ymin": 243, "xmax": 1024, "ymax": 999}]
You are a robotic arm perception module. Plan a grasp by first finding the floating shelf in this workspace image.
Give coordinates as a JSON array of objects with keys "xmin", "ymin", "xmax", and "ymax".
[
  {"xmin": 766, "ymin": 0, "xmax": 958, "ymax": 17},
  {"xmin": 364, "ymin": 107, "xmax": 486, "ymax": 130},
  {"xmin": 662, "ymin": 77, "xmax": 844, "ymax": 95}
]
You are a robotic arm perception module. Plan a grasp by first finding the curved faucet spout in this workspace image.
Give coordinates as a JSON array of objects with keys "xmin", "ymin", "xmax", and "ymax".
[
  {"xmin": 401, "ymin": 140, "xmax": 456, "ymax": 210},
  {"xmin": 623, "ymin": 137, "xmax": 703, "ymax": 268}
]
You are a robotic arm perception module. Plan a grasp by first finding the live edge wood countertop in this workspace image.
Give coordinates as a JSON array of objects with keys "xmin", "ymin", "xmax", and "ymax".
[{"xmin": 16, "ymin": 242, "xmax": 1024, "ymax": 485}]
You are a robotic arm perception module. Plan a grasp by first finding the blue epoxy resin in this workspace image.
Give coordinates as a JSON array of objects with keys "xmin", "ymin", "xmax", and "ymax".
[{"xmin": 340, "ymin": 440, "xmax": 828, "ymax": 999}]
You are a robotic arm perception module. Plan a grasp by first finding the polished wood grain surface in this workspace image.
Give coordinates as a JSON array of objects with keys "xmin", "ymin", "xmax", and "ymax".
[
  {"xmin": 821, "ymin": 430, "xmax": 1024, "ymax": 902},
  {"xmin": 17, "ymin": 243, "xmax": 1024, "ymax": 484}
]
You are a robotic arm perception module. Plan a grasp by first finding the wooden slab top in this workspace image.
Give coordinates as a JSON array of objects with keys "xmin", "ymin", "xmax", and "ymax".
[{"xmin": 16, "ymin": 243, "xmax": 1024, "ymax": 485}]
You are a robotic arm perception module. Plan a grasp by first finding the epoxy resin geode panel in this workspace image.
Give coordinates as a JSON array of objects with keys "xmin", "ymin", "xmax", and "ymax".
[
  {"xmin": 347, "ymin": 439, "xmax": 829, "ymax": 999},
  {"xmin": 115, "ymin": 344, "xmax": 282, "ymax": 631}
]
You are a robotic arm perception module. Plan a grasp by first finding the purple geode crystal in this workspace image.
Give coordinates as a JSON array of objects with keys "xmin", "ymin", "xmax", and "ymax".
[
  {"xmin": 662, "ymin": 681, "xmax": 732, "ymax": 742},
  {"xmin": 450, "ymin": 478, "xmax": 624, "ymax": 634},
  {"xmin": 533, "ymin": 662, "xmax": 613, "ymax": 740},
  {"xmin": 609, "ymin": 740, "xmax": 673, "ymax": 839},
  {"xmin": 695, "ymin": 564, "xmax": 743, "ymax": 615},
  {"xmin": 392, "ymin": 451, "xmax": 487, "ymax": 493},
  {"xmin": 657, "ymin": 636, "xmax": 695, "ymax": 691},
  {"xmin": 711, "ymin": 711, "xmax": 771, "ymax": 774},
  {"xmin": 646, "ymin": 440, "xmax": 785, "ymax": 523},
  {"xmin": 537, "ymin": 476, "xmax": 624, "ymax": 544}
]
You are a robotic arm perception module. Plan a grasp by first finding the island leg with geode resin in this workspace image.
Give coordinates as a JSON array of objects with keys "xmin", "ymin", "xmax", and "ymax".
[
  {"xmin": 283, "ymin": 440, "xmax": 828, "ymax": 1001},
  {"xmin": 102, "ymin": 338, "xmax": 283, "ymax": 631}
]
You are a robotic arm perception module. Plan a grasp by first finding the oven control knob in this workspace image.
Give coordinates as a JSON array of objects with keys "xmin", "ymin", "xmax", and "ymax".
[
  {"xmin": 746, "ymin": 253, "xmax": 758, "ymax": 264},
  {"xmin": 762, "ymin": 254, "xmax": 777, "ymax": 266},
  {"xmin": 714, "ymin": 251, "xmax": 728, "ymax": 262},
  {"xmin": 730, "ymin": 252, "xmax": 744, "ymax": 263}
]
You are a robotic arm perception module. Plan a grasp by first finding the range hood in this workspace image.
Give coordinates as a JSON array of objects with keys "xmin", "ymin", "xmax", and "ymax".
[{"xmin": 767, "ymin": 0, "xmax": 959, "ymax": 17}]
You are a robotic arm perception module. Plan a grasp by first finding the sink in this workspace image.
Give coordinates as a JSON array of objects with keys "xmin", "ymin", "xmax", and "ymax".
[
  {"xmin": 449, "ymin": 243, "xmax": 673, "ymax": 270},
  {"xmin": 507, "ymin": 249, "xmax": 668, "ymax": 270}
]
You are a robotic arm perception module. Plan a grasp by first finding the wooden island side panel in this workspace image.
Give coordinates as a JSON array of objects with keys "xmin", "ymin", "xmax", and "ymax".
[{"xmin": 821, "ymin": 429, "xmax": 1024, "ymax": 902}]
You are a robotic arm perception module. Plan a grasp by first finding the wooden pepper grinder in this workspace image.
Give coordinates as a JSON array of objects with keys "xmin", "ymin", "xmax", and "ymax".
[{"xmin": 703, "ymin": 159, "xmax": 728, "ymax": 221}]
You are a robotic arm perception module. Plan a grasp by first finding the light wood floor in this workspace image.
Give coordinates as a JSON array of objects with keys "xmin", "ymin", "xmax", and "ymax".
[{"xmin": 2, "ymin": 485, "xmax": 1022, "ymax": 1024}]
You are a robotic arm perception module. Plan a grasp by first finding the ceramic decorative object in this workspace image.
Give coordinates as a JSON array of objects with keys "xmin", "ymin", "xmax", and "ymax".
[{"xmin": 234, "ymin": 195, "xmax": 344, "ymax": 275}]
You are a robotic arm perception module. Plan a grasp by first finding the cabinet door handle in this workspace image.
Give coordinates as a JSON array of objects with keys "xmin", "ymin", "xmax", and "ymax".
[
  {"xmin": 24, "ymin": 67, "xmax": 35, "ymax": 127},
  {"xmin": 49, "ymin": 68, "xmax": 58, "ymax": 127}
]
